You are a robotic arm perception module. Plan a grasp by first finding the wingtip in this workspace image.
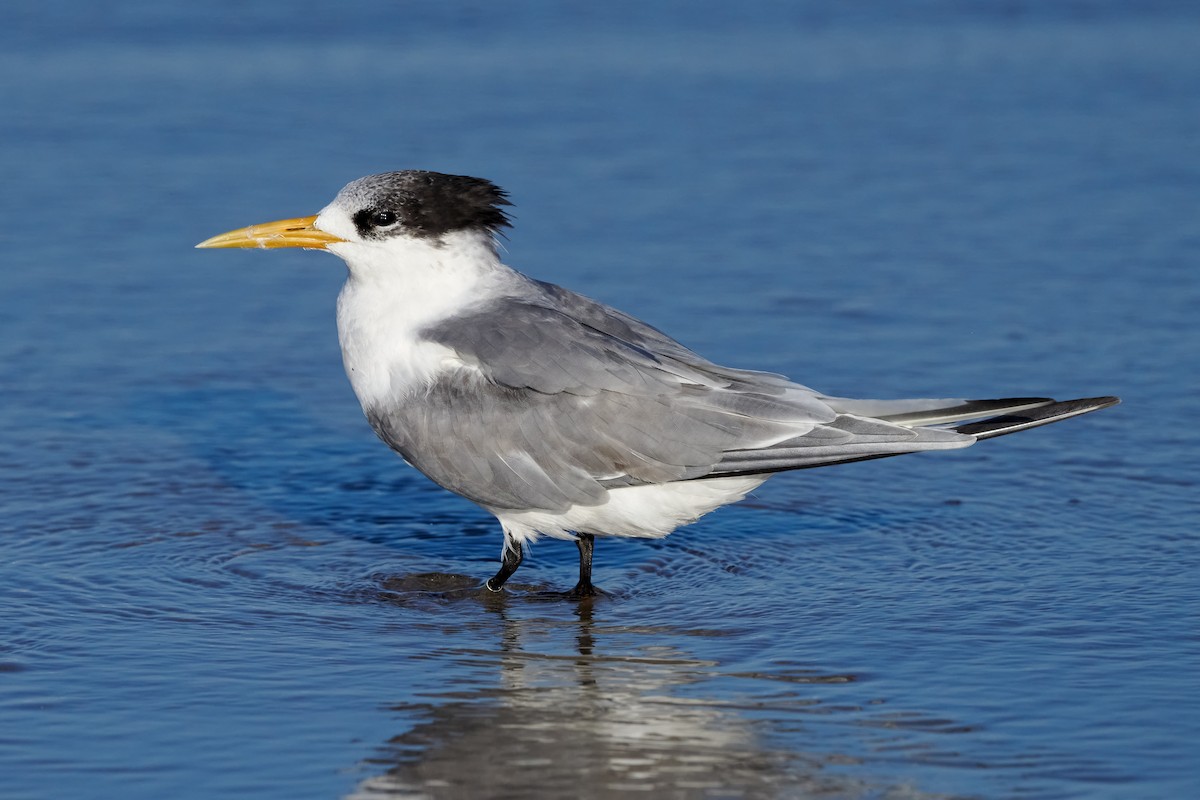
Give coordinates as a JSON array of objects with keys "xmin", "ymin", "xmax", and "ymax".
[{"xmin": 954, "ymin": 394, "xmax": 1120, "ymax": 439}]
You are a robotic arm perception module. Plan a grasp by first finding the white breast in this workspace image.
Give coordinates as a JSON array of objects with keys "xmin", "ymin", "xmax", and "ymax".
[
  {"xmin": 326, "ymin": 229, "xmax": 516, "ymax": 410},
  {"xmin": 335, "ymin": 278, "xmax": 459, "ymax": 408}
]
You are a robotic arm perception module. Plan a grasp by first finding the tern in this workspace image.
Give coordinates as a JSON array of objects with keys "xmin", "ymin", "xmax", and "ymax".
[{"xmin": 197, "ymin": 170, "xmax": 1118, "ymax": 597}]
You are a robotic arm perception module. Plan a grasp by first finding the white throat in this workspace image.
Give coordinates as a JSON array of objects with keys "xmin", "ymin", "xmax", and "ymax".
[{"xmin": 326, "ymin": 228, "xmax": 515, "ymax": 410}]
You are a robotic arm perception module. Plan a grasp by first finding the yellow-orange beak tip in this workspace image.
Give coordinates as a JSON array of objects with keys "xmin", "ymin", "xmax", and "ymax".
[{"xmin": 195, "ymin": 215, "xmax": 345, "ymax": 250}]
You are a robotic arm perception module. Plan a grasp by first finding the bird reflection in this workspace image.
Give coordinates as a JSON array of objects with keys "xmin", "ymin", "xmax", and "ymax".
[{"xmin": 344, "ymin": 585, "xmax": 946, "ymax": 800}]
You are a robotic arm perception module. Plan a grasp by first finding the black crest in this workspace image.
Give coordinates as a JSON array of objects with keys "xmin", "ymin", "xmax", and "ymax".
[{"xmin": 342, "ymin": 171, "xmax": 512, "ymax": 241}]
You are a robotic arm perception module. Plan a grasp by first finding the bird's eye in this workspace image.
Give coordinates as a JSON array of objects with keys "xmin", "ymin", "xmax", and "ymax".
[{"xmin": 371, "ymin": 210, "xmax": 398, "ymax": 227}]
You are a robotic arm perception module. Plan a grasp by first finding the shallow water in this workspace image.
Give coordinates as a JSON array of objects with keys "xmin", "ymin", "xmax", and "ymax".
[{"xmin": 2, "ymin": 2, "xmax": 1199, "ymax": 798}]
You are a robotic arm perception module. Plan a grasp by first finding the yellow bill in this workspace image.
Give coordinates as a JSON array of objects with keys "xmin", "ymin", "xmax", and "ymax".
[{"xmin": 195, "ymin": 215, "xmax": 344, "ymax": 250}]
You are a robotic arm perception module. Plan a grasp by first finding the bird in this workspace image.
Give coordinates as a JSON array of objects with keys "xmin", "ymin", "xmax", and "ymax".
[{"xmin": 197, "ymin": 170, "xmax": 1119, "ymax": 598}]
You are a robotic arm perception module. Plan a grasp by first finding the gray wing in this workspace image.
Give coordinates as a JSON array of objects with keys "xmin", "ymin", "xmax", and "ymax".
[
  {"xmin": 441, "ymin": 279, "xmax": 814, "ymax": 398},
  {"xmin": 364, "ymin": 283, "xmax": 971, "ymax": 513}
]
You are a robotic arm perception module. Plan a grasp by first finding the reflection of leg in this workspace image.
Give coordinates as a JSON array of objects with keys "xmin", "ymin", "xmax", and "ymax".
[
  {"xmin": 568, "ymin": 533, "xmax": 599, "ymax": 598},
  {"xmin": 485, "ymin": 535, "xmax": 523, "ymax": 592}
]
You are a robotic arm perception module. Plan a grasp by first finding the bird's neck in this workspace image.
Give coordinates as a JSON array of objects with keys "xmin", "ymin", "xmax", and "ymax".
[
  {"xmin": 333, "ymin": 231, "xmax": 517, "ymax": 409},
  {"xmin": 336, "ymin": 230, "xmax": 513, "ymax": 320}
]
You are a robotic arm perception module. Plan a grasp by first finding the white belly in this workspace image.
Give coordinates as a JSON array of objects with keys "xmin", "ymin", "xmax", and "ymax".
[{"xmin": 492, "ymin": 474, "xmax": 770, "ymax": 545}]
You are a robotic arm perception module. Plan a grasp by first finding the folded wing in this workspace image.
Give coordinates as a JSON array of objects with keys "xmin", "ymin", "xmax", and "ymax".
[{"xmin": 366, "ymin": 284, "xmax": 1072, "ymax": 513}]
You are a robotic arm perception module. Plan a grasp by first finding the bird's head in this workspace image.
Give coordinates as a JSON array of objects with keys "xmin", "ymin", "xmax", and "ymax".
[{"xmin": 196, "ymin": 170, "xmax": 512, "ymax": 266}]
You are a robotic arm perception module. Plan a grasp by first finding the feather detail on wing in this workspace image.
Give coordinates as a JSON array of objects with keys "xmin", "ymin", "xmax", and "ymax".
[
  {"xmin": 821, "ymin": 396, "xmax": 1054, "ymax": 426},
  {"xmin": 361, "ymin": 284, "xmax": 989, "ymax": 512}
]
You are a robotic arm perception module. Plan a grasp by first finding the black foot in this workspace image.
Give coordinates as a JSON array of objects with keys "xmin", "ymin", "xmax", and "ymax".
[
  {"xmin": 485, "ymin": 536, "xmax": 523, "ymax": 592},
  {"xmin": 565, "ymin": 580, "xmax": 604, "ymax": 599}
]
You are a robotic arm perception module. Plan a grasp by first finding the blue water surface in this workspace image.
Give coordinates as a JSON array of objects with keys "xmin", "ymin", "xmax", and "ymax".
[{"xmin": 2, "ymin": 2, "xmax": 1198, "ymax": 798}]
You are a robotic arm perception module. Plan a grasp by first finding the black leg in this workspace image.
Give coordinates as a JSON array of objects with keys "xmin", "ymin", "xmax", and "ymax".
[
  {"xmin": 568, "ymin": 533, "xmax": 600, "ymax": 598},
  {"xmin": 485, "ymin": 536, "xmax": 523, "ymax": 592}
]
